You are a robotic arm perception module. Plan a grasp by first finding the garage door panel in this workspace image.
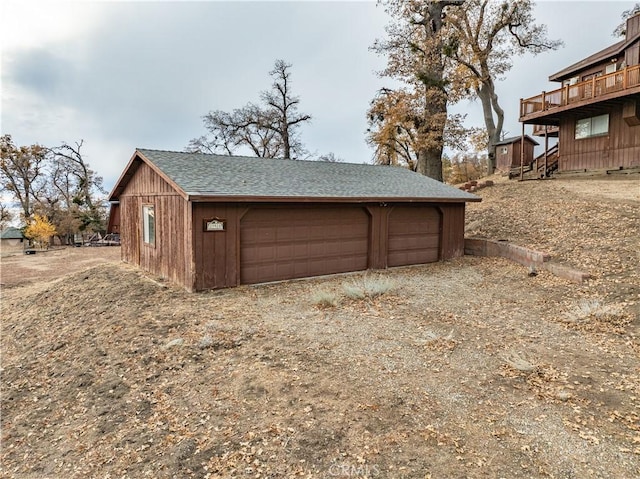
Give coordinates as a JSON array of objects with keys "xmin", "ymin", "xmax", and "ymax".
[
  {"xmin": 388, "ymin": 207, "xmax": 441, "ymax": 267},
  {"xmin": 388, "ymin": 234, "xmax": 439, "ymax": 251},
  {"xmin": 241, "ymin": 207, "xmax": 369, "ymax": 284}
]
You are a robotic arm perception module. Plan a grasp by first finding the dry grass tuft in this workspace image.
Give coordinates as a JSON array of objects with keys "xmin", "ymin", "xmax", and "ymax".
[
  {"xmin": 563, "ymin": 299, "xmax": 624, "ymax": 323},
  {"xmin": 311, "ymin": 290, "xmax": 339, "ymax": 308},
  {"xmin": 342, "ymin": 275, "xmax": 397, "ymax": 300},
  {"xmin": 502, "ymin": 351, "xmax": 538, "ymax": 373}
]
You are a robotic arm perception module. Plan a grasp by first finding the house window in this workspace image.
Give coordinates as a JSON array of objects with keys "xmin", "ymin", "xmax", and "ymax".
[
  {"xmin": 142, "ymin": 205, "xmax": 155, "ymax": 245},
  {"xmin": 575, "ymin": 114, "xmax": 609, "ymax": 139},
  {"xmin": 500, "ymin": 147, "xmax": 508, "ymax": 155}
]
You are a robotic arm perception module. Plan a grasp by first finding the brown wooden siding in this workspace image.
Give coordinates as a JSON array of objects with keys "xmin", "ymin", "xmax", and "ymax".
[
  {"xmin": 189, "ymin": 201, "xmax": 467, "ymax": 290},
  {"xmin": 558, "ymin": 103, "xmax": 640, "ymax": 170},
  {"xmin": 120, "ymin": 194, "xmax": 189, "ymax": 287},
  {"xmin": 119, "ymin": 163, "xmax": 190, "ymax": 289},
  {"xmin": 121, "ymin": 162, "xmax": 178, "ymax": 196},
  {"xmin": 438, "ymin": 203, "xmax": 466, "ymax": 260},
  {"xmin": 192, "ymin": 203, "xmax": 244, "ymax": 291},
  {"xmin": 107, "ymin": 203, "xmax": 120, "ymax": 234},
  {"xmin": 496, "ymin": 141, "xmax": 535, "ymax": 171},
  {"xmin": 627, "ymin": 15, "xmax": 640, "ymax": 39}
]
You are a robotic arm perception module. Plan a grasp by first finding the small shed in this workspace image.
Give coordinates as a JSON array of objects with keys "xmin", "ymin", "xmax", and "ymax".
[
  {"xmin": 109, "ymin": 149, "xmax": 480, "ymax": 291},
  {"xmin": 0, "ymin": 227, "xmax": 26, "ymax": 255},
  {"xmin": 495, "ymin": 135, "xmax": 539, "ymax": 171}
]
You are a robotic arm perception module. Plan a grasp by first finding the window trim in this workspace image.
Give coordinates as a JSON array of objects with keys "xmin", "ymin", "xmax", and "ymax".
[
  {"xmin": 575, "ymin": 114, "xmax": 609, "ymax": 140},
  {"xmin": 142, "ymin": 204, "xmax": 156, "ymax": 246}
]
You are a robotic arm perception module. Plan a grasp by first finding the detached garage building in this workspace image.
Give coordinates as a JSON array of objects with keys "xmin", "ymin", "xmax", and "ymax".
[{"xmin": 109, "ymin": 149, "xmax": 480, "ymax": 291}]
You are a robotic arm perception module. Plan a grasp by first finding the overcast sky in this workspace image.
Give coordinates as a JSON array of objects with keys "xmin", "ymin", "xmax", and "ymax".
[{"xmin": 1, "ymin": 0, "xmax": 635, "ymax": 194}]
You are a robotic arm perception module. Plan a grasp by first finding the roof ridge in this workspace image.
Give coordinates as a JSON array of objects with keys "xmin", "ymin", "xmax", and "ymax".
[{"xmin": 136, "ymin": 148, "xmax": 385, "ymax": 168}]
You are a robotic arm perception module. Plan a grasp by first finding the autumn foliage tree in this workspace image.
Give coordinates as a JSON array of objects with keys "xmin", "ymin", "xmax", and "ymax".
[
  {"xmin": 369, "ymin": 0, "xmax": 465, "ymax": 181},
  {"xmin": 24, "ymin": 214, "xmax": 57, "ymax": 249}
]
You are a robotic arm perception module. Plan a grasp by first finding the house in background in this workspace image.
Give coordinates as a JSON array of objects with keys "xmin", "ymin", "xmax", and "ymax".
[
  {"xmin": 0, "ymin": 227, "xmax": 25, "ymax": 255},
  {"xmin": 519, "ymin": 12, "xmax": 640, "ymax": 173},
  {"xmin": 494, "ymin": 135, "xmax": 539, "ymax": 172},
  {"xmin": 109, "ymin": 149, "xmax": 480, "ymax": 291}
]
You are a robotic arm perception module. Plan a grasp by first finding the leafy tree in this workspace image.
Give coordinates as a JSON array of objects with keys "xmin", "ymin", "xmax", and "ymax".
[
  {"xmin": 613, "ymin": 3, "xmax": 640, "ymax": 37},
  {"xmin": 443, "ymin": 0, "xmax": 562, "ymax": 174},
  {"xmin": 370, "ymin": 0, "xmax": 465, "ymax": 181},
  {"xmin": 445, "ymin": 152, "xmax": 488, "ymax": 184},
  {"xmin": 366, "ymin": 87, "xmax": 471, "ymax": 171},
  {"xmin": 24, "ymin": 214, "xmax": 57, "ymax": 249},
  {"xmin": 0, "ymin": 135, "xmax": 48, "ymax": 220},
  {"xmin": 188, "ymin": 60, "xmax": 311, "ymax": 160}
]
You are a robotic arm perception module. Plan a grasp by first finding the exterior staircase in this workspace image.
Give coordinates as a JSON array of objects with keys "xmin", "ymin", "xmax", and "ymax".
[{"xmin": 509, "ymin": 144, "xmax": 559, "ymax": 179}]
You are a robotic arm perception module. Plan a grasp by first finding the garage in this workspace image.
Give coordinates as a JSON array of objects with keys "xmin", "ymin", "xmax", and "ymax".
[
  {"xmin": 109, "ymin": 149, "xmax": 480, "ymax": 291},
  {"xmin": 240, "ymin": 206, "xmax": 369, "ymax": 284},
  {"xmin": 387, "ymin": 206, "xmax": 441, "ymax": 267}
]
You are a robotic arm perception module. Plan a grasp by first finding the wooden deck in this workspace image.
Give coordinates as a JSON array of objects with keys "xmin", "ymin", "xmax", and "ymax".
[{"xmin": 520, "ymin": 65, "xmax": 640, "ymax": 122}]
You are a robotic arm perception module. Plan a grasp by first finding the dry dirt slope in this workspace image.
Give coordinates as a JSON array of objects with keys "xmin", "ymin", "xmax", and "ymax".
[{"xmin": 1, "ymin": 176, "xmax": 639, "ymax": 479}]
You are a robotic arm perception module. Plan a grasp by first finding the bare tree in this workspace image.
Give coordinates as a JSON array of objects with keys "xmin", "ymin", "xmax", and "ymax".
[
  {"xmin": 50, "ymin": 140, "xmax": 107, "ymax": 234},
  {"xmin": 613, "ymin": 3, "xmax": 640, "ymax": 37},
  {"xmin": 188, "ymin": 60, "xmax": 311, "ymax": 160},
  {"xmin": 0, "ymin": 202, "xmax": 13, "ymax": 230},
  {"xmin": 261, "ymin": 60, "xmax": 312, "ymax": 159}
]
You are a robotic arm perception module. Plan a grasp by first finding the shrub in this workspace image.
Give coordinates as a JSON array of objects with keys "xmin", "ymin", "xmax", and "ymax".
[{"xmin": 311, "ymin": 290, "xmax": 339, "ymax": 308}]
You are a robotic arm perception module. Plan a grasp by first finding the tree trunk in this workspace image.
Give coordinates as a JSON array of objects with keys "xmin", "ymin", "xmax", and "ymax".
[
  {"xmin": 477, "ymin": 75, "xmax": 504, "ymax": 176},
  {"xmin": 417, "ymin": 147, "xmax": 444, "ymax": 181}
]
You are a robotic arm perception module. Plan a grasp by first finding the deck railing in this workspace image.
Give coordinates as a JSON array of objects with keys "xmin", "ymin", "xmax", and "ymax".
[{"xmin": 520, "ymin": 64, "xmax": 640, "ymax": 118}]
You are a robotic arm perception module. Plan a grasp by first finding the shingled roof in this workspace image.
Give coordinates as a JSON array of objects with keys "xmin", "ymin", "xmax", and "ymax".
[
  {"xmin": 109, "ymin": 149, "xmax": 480, "ymax": 203},
  {"xmin": 0, "ymin": 227, "xmax": 24, "ymax": 240}
]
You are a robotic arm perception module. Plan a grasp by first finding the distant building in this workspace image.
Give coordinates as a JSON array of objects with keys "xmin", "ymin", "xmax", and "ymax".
[
  {"xmin": 0, "ymin": 227, "xmax": 25, "ymax": 255},
  {"xmin": 494, "ymin": 135, "xmax": 539, "ymax": 172}
]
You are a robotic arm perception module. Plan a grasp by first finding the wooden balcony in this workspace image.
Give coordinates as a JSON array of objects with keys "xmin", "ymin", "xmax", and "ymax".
[
  {"xmin": 531, "ymin": 124, "xmax": 559, "ymax": 137},
  {"xmin": 520, "ymin": 64, "xmax": 640, "ymax": 122}
]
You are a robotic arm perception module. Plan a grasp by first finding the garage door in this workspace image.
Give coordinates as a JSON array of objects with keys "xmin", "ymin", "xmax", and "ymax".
[
  {"xmin": 240, "ymin": 207, "xmax": 369, "ymax": 284},
  {"xmin": 387, "ymin": 206, "xmax": 441, "ymax": 267}
]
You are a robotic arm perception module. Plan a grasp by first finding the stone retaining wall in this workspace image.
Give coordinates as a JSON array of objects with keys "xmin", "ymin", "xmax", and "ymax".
[{"xmin": 464, "ymin": 237, "xmax": 591, "ymax": 283}]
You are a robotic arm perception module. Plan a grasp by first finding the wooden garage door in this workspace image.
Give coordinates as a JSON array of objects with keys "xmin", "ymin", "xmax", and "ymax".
[
  {"xmin": 388, "ymin": 206, "xmax": 441, "ymax": 267},
  {"xmin": 240, "ymin": 207, "xmax": 369, "ymax": 284}
]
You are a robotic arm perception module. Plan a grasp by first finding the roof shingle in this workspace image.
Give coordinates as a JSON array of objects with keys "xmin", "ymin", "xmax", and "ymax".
[{"xmin": 112, "ymin": 149, "xmax": 480, "ymax": 203}]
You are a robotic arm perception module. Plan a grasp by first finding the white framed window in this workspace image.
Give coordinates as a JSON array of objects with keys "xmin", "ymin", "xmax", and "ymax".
[
  {"xmin": 500, "ymin": 147, "xmax": 508, "ymax": 155},
  {"xmin": 575, "ymin": 114, "xmax": 609, "ymax": 139},
  {"xmin": 142, "ymin": 204, "xmax": 155, "ymax": 245}
]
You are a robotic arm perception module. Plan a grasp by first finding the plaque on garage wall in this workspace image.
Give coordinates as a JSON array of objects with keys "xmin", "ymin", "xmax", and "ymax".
[{"xmin": 204, "ymin": 218, "xmax": 226, "ymax": 232}]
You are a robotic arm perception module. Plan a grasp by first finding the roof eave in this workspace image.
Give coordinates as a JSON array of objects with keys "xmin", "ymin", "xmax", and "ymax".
[
  {"xmin": 185, "ymin": 194, "xmax": 481, "ymax": 203},
  {"xmin": 548, "ymin": 35, "xmax": 637, "ymax": 82}
]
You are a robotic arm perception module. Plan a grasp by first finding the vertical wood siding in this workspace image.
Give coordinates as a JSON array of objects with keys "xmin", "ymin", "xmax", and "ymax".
[
  {"xmin": 559, "ymin": 105, "xmax": 640, "ymax": 171},
  {"xmin": 192, "ymin": 203, "xmax": 243, "ymax": 291},
  {"xmin": 119, "ymin": 162, "xmax": 190, "ymax": 289},
  {"xmin": 438, "ymin": 203, "xmax": 466, "ymax": 260}
]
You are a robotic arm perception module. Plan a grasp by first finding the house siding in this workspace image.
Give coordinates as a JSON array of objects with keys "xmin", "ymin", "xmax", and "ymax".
[{"xmin": 558, "ymin": 104, "xmax": 640, "ymax": 171}]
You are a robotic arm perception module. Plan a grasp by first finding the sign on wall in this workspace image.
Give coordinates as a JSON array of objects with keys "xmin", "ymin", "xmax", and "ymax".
[{"xmin": 204, "ymin": 218, "xmax": 226, "ymax": 232}]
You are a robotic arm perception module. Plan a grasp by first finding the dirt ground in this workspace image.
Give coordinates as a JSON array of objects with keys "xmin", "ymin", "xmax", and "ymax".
[{"xmin": 1, "ymin": 175, "xmax": 639, "ymax": 478}]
